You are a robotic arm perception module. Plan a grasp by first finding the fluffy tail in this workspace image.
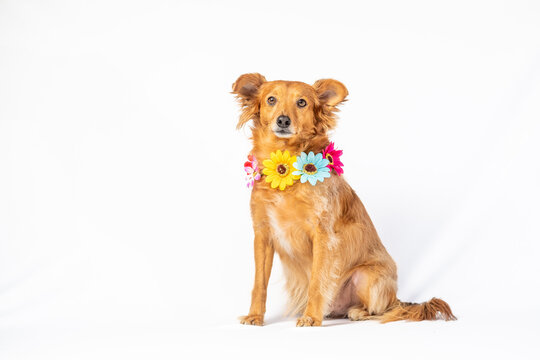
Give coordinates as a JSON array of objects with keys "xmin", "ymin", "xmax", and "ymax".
[{"xmin": 377, "ymin": 298, "xmax": 456, "ymax": 323}]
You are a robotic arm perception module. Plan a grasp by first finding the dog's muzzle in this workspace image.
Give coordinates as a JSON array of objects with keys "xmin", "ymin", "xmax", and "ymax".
[{"xmin": 273, "ymin": 115, "xmax": 294, "ymax": 138}]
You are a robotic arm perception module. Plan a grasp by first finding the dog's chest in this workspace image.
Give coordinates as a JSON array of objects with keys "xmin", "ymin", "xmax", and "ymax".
[
  {"xmin": 267, "ymin": 207, "xmax": 296, "ymax": 257},
  {"xmin": 263, "ymin": 190, "xmax": 330, "ymax": 258}
]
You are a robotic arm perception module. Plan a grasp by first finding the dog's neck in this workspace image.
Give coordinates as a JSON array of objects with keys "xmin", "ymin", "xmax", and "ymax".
[{"xmin": 251, "ymin": 128, "xmax": 329, "ymax": 161}]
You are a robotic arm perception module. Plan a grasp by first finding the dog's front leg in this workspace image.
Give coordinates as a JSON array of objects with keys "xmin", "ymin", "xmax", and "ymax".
[
  {"xmin": 297, "ymin": 229, "xmax": 335, "ymax": 327},
  {"xmin": 239, "ymin": 230, "xmax": 274, "ymax": 326}
]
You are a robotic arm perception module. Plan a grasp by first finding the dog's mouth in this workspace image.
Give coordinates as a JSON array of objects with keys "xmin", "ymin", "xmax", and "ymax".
[{"xmin": 273, "ymin": 129, "xmax": 294, "ymax": 138}]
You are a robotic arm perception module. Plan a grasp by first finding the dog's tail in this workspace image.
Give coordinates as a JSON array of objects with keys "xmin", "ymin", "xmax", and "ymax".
[{"xmin": 377, "ymin": 297, "xmax": 456, "ymax": 323}]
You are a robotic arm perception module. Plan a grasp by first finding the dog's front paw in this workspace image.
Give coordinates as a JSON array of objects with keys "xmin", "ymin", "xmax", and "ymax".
[
  {"xmin": 239, "ymin": 314, "xmax": 264, "ymax": 326},
  {"xmin": 296, "ymin": 315, "xmax": 321, "ymax": 327}
]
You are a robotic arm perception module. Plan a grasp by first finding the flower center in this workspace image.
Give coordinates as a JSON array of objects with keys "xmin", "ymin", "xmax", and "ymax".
[
  {"xmin": 277, "ymin": 164, "xmax": 289, "ymax": 176},
  {"xmin": 303, "ymin": 163, "xmax": 317, "ymax": 175},
  {"xmin": 326, "ymin": 154, "xmax": 334, "ymax": 164}
]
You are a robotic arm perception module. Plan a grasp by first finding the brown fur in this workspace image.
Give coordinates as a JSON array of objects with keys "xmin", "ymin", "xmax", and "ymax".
[{"xmin": 233, "ymin": 73, "xmax": 456, "ymax": 326}]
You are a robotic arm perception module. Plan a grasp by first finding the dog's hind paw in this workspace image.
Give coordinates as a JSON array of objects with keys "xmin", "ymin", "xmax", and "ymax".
[
  {"xmin": 347, "ymin": 306, "xmax": 371, "ymax": 321},
  {"xmin": 296, "ymin": 315, "xmax": 321, "ymax": 327},
  {"xmin": 239, "ymin": 315, "xmax": 264, "ymax": 326}
]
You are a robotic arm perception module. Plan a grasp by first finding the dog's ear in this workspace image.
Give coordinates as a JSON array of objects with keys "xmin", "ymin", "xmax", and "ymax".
[
  {"xmin": 313, "ymin": 79, "xmax": 348, "ymax": 107},
  {"xmin": 232, "ymin": 73, "xmax": 266, "ymax": 100},
  {"xmin": 232, "ymin": 73, "xmax": 267, "ymax": 129},
  {"xmin": 313, "ymin": 79, "xmax": 348, "ymax": 132}
]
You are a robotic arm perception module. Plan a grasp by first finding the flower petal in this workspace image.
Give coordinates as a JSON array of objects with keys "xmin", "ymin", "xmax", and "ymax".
[
  {"xmin": 289, "ymin": 155, "xmax": 297, "ymax": 165},
  {"xmin": 307, "ymin": 151, "xmax": 315, "ymax": 163},
  {"xmin": 328, "ymin": 142, "xmax": 335, "ymax": 151},
  {"xmin": 307, "ymin": 176, "xmax": 317, "ymax": 186},
  {"xmin": 300, "ymin": 174, "xmax": 308, "ymax": 183},
  {"xmin": 271, "ymin": 176, "xmax": 280, "ymax": 188},
  {"xmin": 292, "ymin": 170, "xmax": 302, "ymax": 176},
  {"xmin": 279, "ymin": 179, "xmax": 287, "ymax": 190},
  {"xmin": 282, "ymin": 151, "xmax": 289, "ymax": 162},
  {"xmin": 263, "ymin": 159, "xmax": 276, "ymax": 169},
  {"xmin": 320, "ymin": 171, "xmax": 331, "ymax": 178},
  {"xmin": 271, "ymin": 152, "xmax": 279, "ymax": 163},
  {"xmin": 262, "ymin": 168, "xmax": 273, "ymax": 176},
  {"xmin": 318, "ymin": 164, "xmax": 330, "ymax": 172},
  {"xmin": 276, "ymin": 150, "xmax": 283, "ymax": 161},
  {"xmin": 319, "ymin": 158, "xmax": 330, "ymax": 168},
  {"xmin": 286, "ymin": 176, "xmax": 294, "ymax": 185}
]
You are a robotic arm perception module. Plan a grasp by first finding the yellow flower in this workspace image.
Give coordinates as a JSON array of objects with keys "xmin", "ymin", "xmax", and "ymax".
[{"xmin": 262, "ymin": 150, "xmax": 300, "ymax": 190}]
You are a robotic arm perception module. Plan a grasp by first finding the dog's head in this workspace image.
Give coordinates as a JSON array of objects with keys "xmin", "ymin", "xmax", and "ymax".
[{"xmin": 232, "ymin": 73, "xmax": 348, "ymax": 143}]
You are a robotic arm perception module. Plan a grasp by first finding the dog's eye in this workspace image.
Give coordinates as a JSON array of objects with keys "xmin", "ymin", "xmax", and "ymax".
[
  {"xmin": 267, "ymin": 96, "xmax": 276, "ymax": 105},
  {"xmin": 297, "ymin": 99, "xmax": 307, "ymax": 108}
]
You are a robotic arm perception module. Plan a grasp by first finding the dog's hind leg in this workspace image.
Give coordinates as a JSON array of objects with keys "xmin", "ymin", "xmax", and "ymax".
[{"xmin": 346, "ymin": 264, "xmax": 398, "ymax": 320}]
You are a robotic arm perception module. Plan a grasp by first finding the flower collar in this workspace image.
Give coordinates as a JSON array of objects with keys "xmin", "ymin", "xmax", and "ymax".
[{"xmin": 244, "ymin": 142, "xmax": 344, "ymax": 190}]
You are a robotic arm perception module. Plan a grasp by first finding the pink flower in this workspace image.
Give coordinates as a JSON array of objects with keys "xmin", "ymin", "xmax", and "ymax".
[
  {"xmin": 322, "ymin": 142, "xmax": 344, "ymax": 175},
  {"xmin": 244, "ymin": 154, "xmax": 261, "ymax": 188}
]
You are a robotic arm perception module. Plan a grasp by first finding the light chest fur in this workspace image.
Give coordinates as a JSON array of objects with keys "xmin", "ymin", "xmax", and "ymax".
[{"xmin": 251, "ymin": 178, "xmax": 338, "ymax": 262}]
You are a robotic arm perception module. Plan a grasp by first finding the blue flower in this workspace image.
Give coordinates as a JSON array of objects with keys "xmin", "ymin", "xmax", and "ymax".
[{"xmin": 292, "ymin": 151, "xmax": 331, "ymax": 186}]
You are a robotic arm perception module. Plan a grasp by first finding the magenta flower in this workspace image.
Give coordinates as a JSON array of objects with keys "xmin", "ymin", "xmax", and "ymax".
[
  {"xmin": 244, "ymin": 154, "xmax": 261, "ymax": 188},
  {"xmin": 322, "ymin": 142, "xmax": 344, "ymax": 175}
]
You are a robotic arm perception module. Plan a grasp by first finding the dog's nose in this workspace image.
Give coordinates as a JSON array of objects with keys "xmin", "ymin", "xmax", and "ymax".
[{"xmin": 277, "ymin": 115, "xmax": 291, "ymax": 128}]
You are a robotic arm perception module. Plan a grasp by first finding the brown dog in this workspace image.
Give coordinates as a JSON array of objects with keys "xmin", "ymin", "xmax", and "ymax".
[{"xmin": 233, "ymin": 73, "xmax": 455, "ymax": 326}]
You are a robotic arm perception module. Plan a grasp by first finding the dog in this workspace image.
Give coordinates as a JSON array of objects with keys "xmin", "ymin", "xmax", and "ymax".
[{"xmin": 233, "ymin": 73, "xmax": 456, "ymax": 326}]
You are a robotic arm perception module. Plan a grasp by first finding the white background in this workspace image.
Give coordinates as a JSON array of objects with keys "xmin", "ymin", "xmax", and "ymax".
[{"xmin": 1, "ymin": 0, "xmax": 540, "ymax": 358}]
